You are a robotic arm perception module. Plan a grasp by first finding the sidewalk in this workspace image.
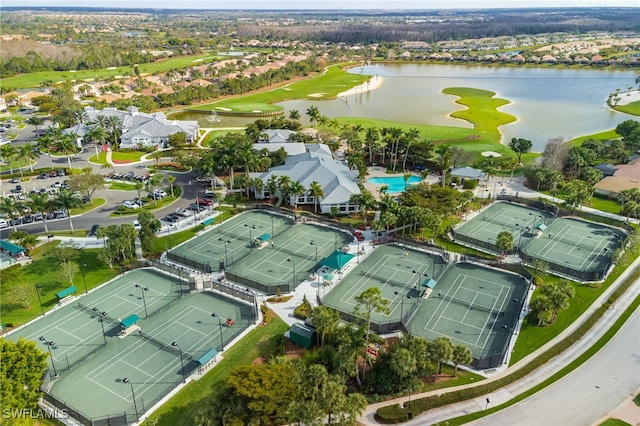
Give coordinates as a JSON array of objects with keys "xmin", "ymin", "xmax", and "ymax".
[{"xmin": 357, "ymin": 254, "xmax": 640, "ymax": 425}]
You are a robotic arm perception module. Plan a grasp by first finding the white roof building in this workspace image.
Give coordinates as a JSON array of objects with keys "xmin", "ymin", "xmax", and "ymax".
[{"xmin": 251, "ymin": 143, "xmax": 361, "ymax": 215}]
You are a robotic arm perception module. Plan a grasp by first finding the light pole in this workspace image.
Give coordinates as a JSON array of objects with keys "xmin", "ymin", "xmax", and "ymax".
[
  {"xmin": 167, "ymin": 224, "xmax": 174, "ymax": 249},
  {"xmin": 171, "ymin": 342, "xmax": 186, "ymax": 382},
  {"xmin": 92, "ymin": 308, "xmax": 108, "ymax": 345},
  {"xmin": 270, "ymin": 215, "xmax": 274, "ymax": 239},
  {"xmin": 122, "ymin": 378, "xmax": 139, "ymax": 422},
  {"xmin": 35, "ymin": 284, "xmax": 44, "ymax": 316},
  {"xmin": 244, "ymin": 224, "xmax": 256, "ymax": 252},
  {"xmin": 219, "ymin": 238, "xmax": 231, "ymax": 266},
  {"xmin": 80, "ymin": 263, "xmax": 88, "ymax": 294},
  {"xmin": 356, "ymin": 238, "xmax": 360, "ymax": 263},
  {"xmin": 135, "ymin": 284, "xmax": 149, "ymax": 319},
  {"xmin": 412, "ymin": 270, "xmax": 428, "ymax": 290},
  {"xmin": 39, "ymin": 336, "xmax": 57, "ymax": 377},
  {"xmin": 211, "ymin": 313, "xmax": 225, "ymax": 351},
  {"xmin": 334, "ymin": 233, "xmax": 338, "ymax": 250},
  {"xmin": 310, "ymin": 241, "xmax": 319, "ymax": 300},
  {"xmin": 287, "ymin": 258, "xmax": 296, "ymax": 286},
  {"xmin": 394, "ymin": 291, "xmax": 405, "ymax": 322}
]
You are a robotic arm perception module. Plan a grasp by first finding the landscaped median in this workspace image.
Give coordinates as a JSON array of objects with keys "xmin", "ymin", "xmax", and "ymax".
[
  {"xmin": 109, "ymin": 187, "xmax": 182, "ymax": 217},
  {"xmin": 375, "ymin": 263, "xmax": 640, "ymax": 423}
]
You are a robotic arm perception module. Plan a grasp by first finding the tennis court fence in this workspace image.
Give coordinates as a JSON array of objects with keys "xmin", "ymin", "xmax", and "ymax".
[
  {"xmin": 166, "ymin": 252, "xmax": 212, "ymax": 273},
  {"xmin": 148, "ymin": 260, "xmax": 192, "ymax": 280},
  {"xmin": 223, "ymin": 271, "xmax": 291, "ymax": 295},
  {"xmin": 518, "ymin": 248, "xmax": 607, "ymax": 282},
  {"xmin": 452, "ymin": 229, "xmax": 503, "ymax": 254}
]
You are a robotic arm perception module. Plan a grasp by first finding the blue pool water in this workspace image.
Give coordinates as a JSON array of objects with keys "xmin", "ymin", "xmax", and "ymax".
[{"xmin": 367, "ymin": 175, "xmax": 422, "ymax": 193}]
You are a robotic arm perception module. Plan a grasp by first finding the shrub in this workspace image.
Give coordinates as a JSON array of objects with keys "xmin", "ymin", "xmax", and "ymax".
[{"xmin": 293, "ymin": 295, "xmax": 313, "ymax": 320}]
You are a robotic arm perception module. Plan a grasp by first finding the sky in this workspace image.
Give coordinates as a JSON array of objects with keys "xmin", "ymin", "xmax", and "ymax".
[{"xmin": 1, "ymin": 0, "xmax": 639, "ymax": 9}]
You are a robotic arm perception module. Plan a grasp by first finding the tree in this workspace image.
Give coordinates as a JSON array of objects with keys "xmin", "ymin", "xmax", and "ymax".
[
  {"xmin": 167, "ymin": 175, "xmax": 177, "ymax": 197},
  {"xmin": 353, "ymin": 287, "xmax": 390, "ymax": 383},
  {"xmin": 311, "ymin": 305, "xmax": 341, "ymax": 347},
  {"xmin": 540, "ymin": 281, "xmax": 575, "ymax": 323},
  {"xmin": 53, "ymin": 190, "xmax": 82, "ymax": 232},
  {"xmin": 68, "ymin": 168, "xmax": 105, "ymax": 201},
  {"xmin": 435, "ymin": 144, "xmax": 453, "ymax": 188},
  {"xmin": 428, "ymin": 336, "xmax": 454, "ymax": 375},
  {"xmin": 451, "ymin": 344, "xmax": 473, "ymax": 376},
  {"xmin": 18, "ymin": 143, "xmax": 39, "ymax": 174},
  {"xmin": 0, "ymin": 338, "xmax": 49, "ymax": 412},
  {"xmin": 530, "ymin": 294, "xmax": 553, "ymax": 326},
  {"xmin": 0, "ymin": 143, "xmax": 17, "ymax": 174},
  {"xmin": 54, "ymin": 133, "xmax": 80, "ymax": 170},
  {"xmin": 306, "ymin": 105, "xmax": 320, "ymax": 128},
  {"xmin": 319, "ymin": 377, "xmax": 367, "ymax": 425},
  {"xmin": 508, "ymin": 137, "xmax": 533, "ymax": 163},
  {"xmin": 496, "ymin": 231, "xmax": 514, "ymax": 257},
  {"xmin": 288, "ymin": 109, "xmax": 301, "ymax": 121},
  {"xmin": 289, "ymin": 181, "xmax": 306, "ymax": 209},
  {"xmin": 138, "ymin": 211, "xmax": 161, "ymax": 255},
  {"xmin": 540, "ymin": 137, "xmax": 568, "ymax": 172},
  {"xmin": 389, "ymin": 347, "xmax": 417, "ymax": 390},
  {"xmin": 61, "ymin": 259, "xmax": 79, "ymax": 286},
  {"xmin": 0, "ymin": 196, "xmax": 23, "ymax": 232},
  {"xmin": 8, "ymin": 230, "xmax": 38, "ymax": 252},
  {"xmin": 308, "ymin": 181, "xmax": 324, "ymax": 214}
]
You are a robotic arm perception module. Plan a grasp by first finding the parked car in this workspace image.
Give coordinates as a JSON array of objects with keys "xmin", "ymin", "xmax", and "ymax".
[
  {"xmin": 189, "ymin": 203, "xmax": 206, "ymax": 212},
  {"xmin": 123, "ymin": 201, "xmax": 141, "ymax": 209},
  {"xmin": 163, "ymin": 213, "xmax": 180, "ymax": 223},
  {"xmin": 204, "ymin": 190, "xmax": 216, "ymax": 199},
  {"xmin": 0, "ymin": 219, "xmax": 7, "ymax": 228},
  {"xmin": 55, "ymin": 210, "xmax": 68, "ymax": 219},
  {"xmin": 176, "ymin": 208, "xmax": 190, "ymax": 217},
  {"xmin": 34, "ymin": 212, "xmax": 43, "ymax": 221},
  {"xmin": 153, "ymin": 190, "xmax": 168, "ymax": 198},
  {"xmin": 88, "ymin": 224, "xmax": 100, "ymax": 237},
  {"xmin": 133, "ymin": 220, "xmax": 141, "ymax": 231},
  {"xmin": 22, "ymin": 215, "xmax": 34, "ymax": 224},
  {"xmin": 196, "ymin": 197, "xmax": 213, "ymax": 206},
  {"xmin": 10, "ymin": 177, "xmax": 19, "ymax": 184}
]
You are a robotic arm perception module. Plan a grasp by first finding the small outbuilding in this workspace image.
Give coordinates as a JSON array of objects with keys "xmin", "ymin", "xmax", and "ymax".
[{"xmin": 287, "ymin": 323, "xmax": 316, "ymax": 349}]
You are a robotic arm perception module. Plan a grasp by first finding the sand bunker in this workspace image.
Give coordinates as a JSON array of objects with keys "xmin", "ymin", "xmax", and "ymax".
[
  {"xmin": 192, "ymin": 59, "xmax": 204, "ymax": 62},
  {"xmin": 216, "ymin": 107, "xmax": 232, "ymax": 111},
  {"xmin": 253, "ymin": 109, "xmax": 262, "ymax": 113},
  {"xmin": 308, "ymin": 93, "xmax": 326, "ymax": 98}
]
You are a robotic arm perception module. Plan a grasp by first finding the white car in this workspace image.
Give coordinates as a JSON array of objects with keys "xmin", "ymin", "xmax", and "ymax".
[
  {"xmin": 123, "ymin": 201, "xmax": 141, "ymax": 209},
  {"xmin": 175, "ymin": 208, "xmax": 190, "ymax": 217},
  {"xmin": 133, "ymin": 220, "xmax": 141, "ymax": 231},
  {"xmin": 153, "ymin": 190, "xmax": 168, "ymax": 199}
]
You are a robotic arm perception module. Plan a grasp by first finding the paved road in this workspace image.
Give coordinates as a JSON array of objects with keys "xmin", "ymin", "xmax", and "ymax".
[{"xmin": 469, "ymin": 308, "xmax": 640, "ymax": 426}]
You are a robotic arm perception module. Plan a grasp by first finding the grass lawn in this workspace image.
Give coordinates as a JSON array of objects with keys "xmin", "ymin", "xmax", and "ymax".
[
  {"xmin": 541, "ymin": 190, "xmax": 622, "ymax": 215},
  {"xmin": 612, "ymin": 100, "xmax": 640, "ymax": 117},
  {"xmin": 190, "ymin": 63, "xmax": 369, "ymax": 114},
  {"xmin": 567, "ymin": 129, "xmax": 621, "ymax": 148},
  {"xmin": 107, "ymin": 181, "xmax": 140, "ymax": 191},
  {"xmin": 598, "ymin": 419, "xmax": 632, "ymax": 426},
  {"xmin": 0, "ymin": 243, "xmax": 119, "ymax": 328},
  {"xmin": 110, "ymin": 150, "xmax": 146, "ymax": 164},
  {"xmin": 443, "ymin": 87, "xmax": 517, "ymax": 141},
  {"xmin": 69, "ymin": 198, "xmax": 105, "ymax": 215},
  {"xmin": 0, "ymin": 53, "xmax": 222, "ymax": 90},
  {"xmin": 109, "ymin": 187, "xmax": 182, "ymax": 217},
  {"xmin": 88, "ymin": 152, "xmax": 109, "ymax": 165},
  {"xmin": 149, "ymin": 317, "xmax": 290, "ymax": 426}
]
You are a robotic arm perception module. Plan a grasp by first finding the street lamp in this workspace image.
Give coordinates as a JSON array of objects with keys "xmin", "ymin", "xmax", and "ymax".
[
  {"xmin": 92, "ymin": 308, "xmax": 108, "ymax": 345},
  {"xmin": 167, "ymin": 224, "xmax": 174, "ymax": 249},
  {"xmin": 39, "ymin": 336, "xmax": 58, "ymax": 377},
  {"xmin": 394, "ymin": 291, "xmax": 407, "ymax": 322},
  {"xmin": 80, "ymin": 263, "xmax": 88, "ymax": 294},
  {"xmin": 122, "ymin": 378, "xmax": 139, "ymax": 422},
  {"xmin": 171, "ymin": 342, "xmax": 186, "ymax": 382},
  {"xmin": 244, "ymin": 224, "xmax": 256, "ymax": 252},
  {"xmin": 211, "ymin": 313, "xmax": 225, "ymax": 351},
  {"xmin": 35, "ymin": 284, "xmax": 44, "ymax": 316},
  {"xmin": 310, "ymin": 241, "xmax": 319, "ymax": 300},
  {"xmin": 219, "ymin": 238, "xmax": 231, "ymax": 265},
  {"xmin": 412, "ymin": 270, "xmax": 428, "ymax": 290},
  {"xmin": 135, "ymin": 284, "xmax": 149, "ymax": 319},
  {"xmin": 287, "ymin": 258, "xmax": 296, "ymax": 286},
  {"xmin": 270, "ymin": 215, "xmax": 274, "ymax": 239}
]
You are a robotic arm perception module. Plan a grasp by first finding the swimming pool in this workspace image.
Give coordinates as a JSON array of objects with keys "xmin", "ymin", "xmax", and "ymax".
[{"xmin": 367, "ymin": 175, "xmax": 422, "ymax": 193}]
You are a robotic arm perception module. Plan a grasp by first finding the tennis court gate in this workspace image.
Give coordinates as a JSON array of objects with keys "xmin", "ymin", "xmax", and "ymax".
[
  {"xmin": 223, "ymin": 271, "xmax": 291, "ymax": 296},
  {"xmin": 518, "ymin": 249, "xmax": 605, "ymax": 282},
  {"xmin": 205, "ymin": 278, "xmax": 260, "ymax": 320},
  {"xmin": 165, "ymin": 252, "xmax": 212, "ymax": 273}
]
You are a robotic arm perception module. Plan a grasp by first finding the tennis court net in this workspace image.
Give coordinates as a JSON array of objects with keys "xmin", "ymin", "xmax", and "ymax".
[
  {"xmin": 137, "ymin": 331, "xmax": 193, "ymax": 360},
  {"xmin": 360, "ymin": 270, "xmax": 410, "ymax": 287},
  {"xmin": 439, "ymin": 294, "xmax": 501, "ymax": 316},
  {"xmin": 76, "ymin": 302, "xmax": 121, "ymax": 325},
  {"xmin": 275, "ymin": 245, "xmax": 314, "ymax": 260}
]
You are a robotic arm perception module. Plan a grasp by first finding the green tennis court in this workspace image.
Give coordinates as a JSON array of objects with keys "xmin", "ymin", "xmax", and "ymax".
[
  {"xmin": 404, "ymin": 262, "xmax": 529, "ymax": 369},
  {"xmin": 168, "ymin": 210, "xmax": 293, "ymax": 272},
  {"xmin": 322, "ymin": 245, "xmax": 447, "ymax": 328},
  {"xmin": 225, "ymin": 222, "xmax": 353, "ymax": 293},
  {"xmin": 522, "ymin": 217, "xmax": 625, "ymax": 281},
  {"xmin": 6, "ymin": 268, "xmax": 254, "ymax": 423},
  {"xmin": 453, "ymin": 202, "xmax": 553, "ymax": 253}
]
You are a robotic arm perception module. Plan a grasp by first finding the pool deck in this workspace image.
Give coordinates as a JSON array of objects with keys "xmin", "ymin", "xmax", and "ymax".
[{"xmin": 364, "ymin": 166, "xmax": 434, "ymax": 199}]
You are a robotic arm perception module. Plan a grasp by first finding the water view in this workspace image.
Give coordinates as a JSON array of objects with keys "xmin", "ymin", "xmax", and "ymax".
[{"xmin": 174, "ymin": 64, "xmax": 639, "ymax": 151}]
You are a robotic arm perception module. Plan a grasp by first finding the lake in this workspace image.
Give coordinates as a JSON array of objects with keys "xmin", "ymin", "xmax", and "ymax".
[{"xmin": 175, "ymin": 64, "xmax": 639, "ymax": 151}]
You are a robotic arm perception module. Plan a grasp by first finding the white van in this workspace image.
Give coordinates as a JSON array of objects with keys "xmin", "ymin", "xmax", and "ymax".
[{"xmin": 0, "ymin": 219, "xmax": 8, "ymax": 228}]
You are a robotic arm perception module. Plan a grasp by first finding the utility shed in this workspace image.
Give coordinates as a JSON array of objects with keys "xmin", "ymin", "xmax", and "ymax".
[{"xmin": 288, "ymin": 323, "xmax": 316, "ymax": 349}]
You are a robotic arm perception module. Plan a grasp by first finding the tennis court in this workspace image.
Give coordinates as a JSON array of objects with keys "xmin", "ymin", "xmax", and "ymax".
[
  {"xmin": 453, "ymin": 202, "xmax": 553, "ymax": 253},
  {"xmin": 404, "ymin": 262, "xmax": 529, "ymax": 369},
  {"xmin": 6, "ymin": 268, "xmax": 254, "ymax": 423},
  {"xmin": 322, "ymin": 245, "xmax": 447, "ymax": 330},
  {"xmin": 225, "ymin": 221, "xmax": 352, "ymax": 294},
  {"xmin": 168, "ymin": 210, "xmax": 293, "ymax": 272},
  {"xmin": 521, "ymin": 217, "xmax": 625, "ymax": 281}
]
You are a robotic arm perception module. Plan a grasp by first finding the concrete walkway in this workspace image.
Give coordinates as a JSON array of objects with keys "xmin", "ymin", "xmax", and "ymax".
[{"xmin": 357, "ymin": 254, "xmax": 640, "ymax": 425}]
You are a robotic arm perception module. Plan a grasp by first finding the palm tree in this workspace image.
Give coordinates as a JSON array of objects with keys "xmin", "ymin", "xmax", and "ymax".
[
  {"xmin": 0, "ymin": 197, "xmax": 22, "ymax": 231},
  {"xmin": 389, "ymin": 347, "xmax": 417, "ymax": 391},
  {"xmin": 167, "ymin": 175, "xmax": 176, "ymax": 197},
  {"xmin": 277, "ymin": 175, "xmax": 292, "ymax": 206},
  {"xmin": 289, "ymin": 181, "xmax": 306, "ymax": 208},
  {"xmin": 436, "ymin": 145, "xmax": 453, "ymax": 188},
  {"xmin": 266, "ymin": 175, "xmax": 278, "ymax": 200},
  {"xmin": 496, "ymin": 231, "xmax": 514, "ymax": 257},
  {"xmin": 402, "ymin": 128, "xmax": 420, "ymax": 171},
  {"xmin": 85, "ymin": 125, "xmax": 107, "ymax": 159},
  {"xmin": 54, "ymin": 190, "xmax": 82, "ymax": 232},
  {"xmin": 364, "ymin": 127, "xmax": 380, "ymax": 163},
  {"xmin": 54, "ymin": 134, "xmax": 79, "ymax": 169},
  {"xmin": 308, "ymin": 181, "xmax": 324, "ymax": 214},
  {"xmin": 19, "ymin": 143, "xmax": 39, "ymax": 174},
  {"xmin": 451, "ymin": 344, "xmax": 473, "ymax": 376},
  {"xmin": 288, "ymin": 109, "xmax": 301, "ymax": 121},
  {"xmin": 28, "ymin": 192, "xmax": 52, "ymax": 233},
  {"xmin": 306, "ymin": 105, "xmax": 320, "ymax": 128},
  {"xmin": 26, "ymin": 116, "xmax": 44, "ymax": 135},
  {"xmin": 0, "ymin": 144, "xmax": 17, "ymax": 174},
  {"xmin": 106, "ymin": 115, "xmax": 122, "ymax": 149}
]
